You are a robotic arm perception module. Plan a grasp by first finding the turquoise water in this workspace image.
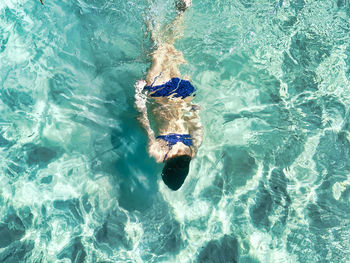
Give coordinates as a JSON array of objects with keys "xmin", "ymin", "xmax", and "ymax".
[{"xmin": 1, "ymin": 0, "xmax": 350, "ymax": 262}]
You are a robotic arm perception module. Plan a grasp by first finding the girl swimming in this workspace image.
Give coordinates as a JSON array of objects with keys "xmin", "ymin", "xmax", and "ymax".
[{"xmin": 134, "ymin": 0, "xmax": 202, "ymax": 191}]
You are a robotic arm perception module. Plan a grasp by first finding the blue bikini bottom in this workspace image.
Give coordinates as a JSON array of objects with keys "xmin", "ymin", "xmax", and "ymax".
[{"xmin": 144, "ymin": 78, "xmax": 195, "ymax": 99}]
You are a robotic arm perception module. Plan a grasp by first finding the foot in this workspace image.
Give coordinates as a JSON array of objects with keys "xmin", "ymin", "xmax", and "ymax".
[
  {"xmin": 175, "ymin": 0, "xmax": 192, "ymax": 12},
  {"xmin": 184, "ymin": 0, "xmax": 192, "ymax": 8}
]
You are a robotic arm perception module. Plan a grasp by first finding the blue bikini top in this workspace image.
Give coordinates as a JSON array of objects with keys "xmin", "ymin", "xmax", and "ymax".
[
  {"xmin": 144, "ymin": 78, "xmax": 195, "ymax": 99},
  {"xmin": 156, "ymin": 133, "xmax": 193, "ymax": 161}
]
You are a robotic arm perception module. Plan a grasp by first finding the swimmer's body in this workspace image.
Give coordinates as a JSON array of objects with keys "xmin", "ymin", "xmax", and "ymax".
[{"xmin": 134, "ymin": 0, "xmax": 202, "ymax": 190}]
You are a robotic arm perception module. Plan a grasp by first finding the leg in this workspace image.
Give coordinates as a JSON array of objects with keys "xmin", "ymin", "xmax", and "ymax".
[
  {"xmin": 145, "ymin": 0, "xmax": 192, "ymax": 86},
  {"xmin": 146, "ymin": 44, "xmax": 186, "ymax": 86}
]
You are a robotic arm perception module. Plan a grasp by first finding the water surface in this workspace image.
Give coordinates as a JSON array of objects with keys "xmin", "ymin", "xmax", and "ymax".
[{"xmin": 1, "ymin": 0, "xmax": 350, "ymax": 262}]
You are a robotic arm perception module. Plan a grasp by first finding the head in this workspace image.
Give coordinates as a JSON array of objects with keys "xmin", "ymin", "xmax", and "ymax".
[{"xmin": 161, "ymin": 155, "xmax": 191, "ymax": 191}]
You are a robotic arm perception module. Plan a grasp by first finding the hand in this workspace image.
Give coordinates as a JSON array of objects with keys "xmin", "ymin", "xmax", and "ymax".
[
  {"xmin": 135, "ymin": 79, "xmax": 147, "ymax": 93},
  {"xmin": 134, "ymin": 80, "xmax": 147, "ymax": 111}
]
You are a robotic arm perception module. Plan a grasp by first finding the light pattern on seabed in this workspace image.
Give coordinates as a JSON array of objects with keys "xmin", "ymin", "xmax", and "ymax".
[{"xmin": 1, "ymin": 0, "xmax": 350, "ymax": 262}]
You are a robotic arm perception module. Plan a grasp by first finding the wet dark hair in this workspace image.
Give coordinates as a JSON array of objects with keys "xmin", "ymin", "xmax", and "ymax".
[{"xmin": 162, "ymin": 155, "xmax": 191, "ymax": 191}]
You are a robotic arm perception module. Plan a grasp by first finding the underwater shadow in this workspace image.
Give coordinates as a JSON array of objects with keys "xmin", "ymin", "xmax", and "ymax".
[{"xmin": 111, "ymin": 111, "xmax": 162, "ymax": 212}]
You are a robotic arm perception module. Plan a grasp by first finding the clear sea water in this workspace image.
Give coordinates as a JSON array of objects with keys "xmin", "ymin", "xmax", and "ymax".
[{"xmin": 1, "ymin": 0, "xmax": 350, "ymax": 262}]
